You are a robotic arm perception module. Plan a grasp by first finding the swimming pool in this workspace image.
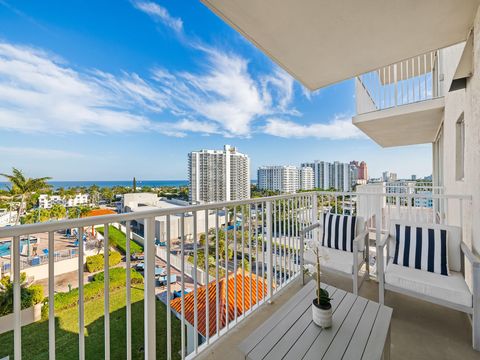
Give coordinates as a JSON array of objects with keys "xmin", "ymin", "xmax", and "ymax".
[{"xmin": 0, "ymin": 237, "xmax": 39, "ymax": 257}]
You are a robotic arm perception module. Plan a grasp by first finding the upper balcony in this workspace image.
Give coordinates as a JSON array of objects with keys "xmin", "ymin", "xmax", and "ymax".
[
  {"xmin": 0, "ymin": 189, "xmax": 477, "ymax": 359},
  {"xmin": 353, "ymin": 50, "xmax": 444, "ymax": 147}
]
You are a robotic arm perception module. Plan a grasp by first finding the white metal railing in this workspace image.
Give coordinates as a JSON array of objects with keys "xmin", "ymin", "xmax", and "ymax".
[
  {"xmin": 0, "ymin": 192, "xmax": 315, "ymax": 360},
  {"xmin": 356, "ymin": 50, "xmax": 442, "ymax": 115},
  {"xmin": 0, "ymin": 190, "xmax": 472, "ymax": 360}
]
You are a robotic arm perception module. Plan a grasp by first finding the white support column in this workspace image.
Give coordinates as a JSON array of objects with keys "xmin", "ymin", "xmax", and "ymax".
[
  {"xmin": 376, "ymin": 198, "xmax": 385, "ymax": 304},
  {"xmin": 144, "ymin": 217, "xmax": 156, "ymax": 360},
  {"xmin": 266, "ymin": 201, "xmax": 273, "ymax": 302}
]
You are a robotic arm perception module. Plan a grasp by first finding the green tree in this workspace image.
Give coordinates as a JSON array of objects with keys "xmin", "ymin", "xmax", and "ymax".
[
  {"xmin": 50, "ymin": 204, "xmax": 67, "ymax": 220},
  {"xmin": 0, "ymin": 168, "xmax": 51, "ymax": 224}
]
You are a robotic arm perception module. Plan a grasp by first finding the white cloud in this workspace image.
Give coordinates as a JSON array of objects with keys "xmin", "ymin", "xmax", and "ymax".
[
  {"xmin": 263, "ymin": 116, "xmax": 365, "ymax": 140},
  {"xmin": 132, "ymin": 1, "xmax": 183, "ymax": 34},
  {"xmin": 0, "ymin": 41, "xmax": 298, "ymax": 138},
  {"xmin": 0, "ymin": 146, "xmax": 84, "ymax": 159},
  {"xmin": 151, "ymin": 50, "xmax": 270, "ymax": 136},
  {"xmin": 0, "ymin": 42, "xmax": 154, "ymax": 134},
  {"xmin": 0, "ymin": 34, "xmax": 355, "ymax": 141}
]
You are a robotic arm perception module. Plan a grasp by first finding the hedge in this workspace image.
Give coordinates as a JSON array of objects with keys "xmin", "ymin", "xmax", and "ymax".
[
  {"xmin": 85, "ymin": 251, "xmax": 122, "ymax": 273},
  {"xmin": 49, "ymin": 268, "xmax": 143, "ymax": 313},
  {"xmin": 97, "ymin": 225, "xmax": 143, "ymax": 255},
  {"xmin": 0, "ymin": 275, "xmax": 44, "ymax": 316}
]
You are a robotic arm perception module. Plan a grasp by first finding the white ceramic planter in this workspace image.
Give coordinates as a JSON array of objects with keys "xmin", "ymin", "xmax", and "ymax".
[{"xmin": 312, "ymin": 301, "xmax": 332, "ymax": 328}]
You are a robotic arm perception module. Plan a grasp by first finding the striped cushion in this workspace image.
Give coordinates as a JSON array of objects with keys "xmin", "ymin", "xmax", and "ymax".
[
  {"xmin": 393, "ymin": 224, "xmax": 449, "ymax": 276},
  {"xmin": 322, "ymin": 213, "xmax": 357, "ymax": 252}
]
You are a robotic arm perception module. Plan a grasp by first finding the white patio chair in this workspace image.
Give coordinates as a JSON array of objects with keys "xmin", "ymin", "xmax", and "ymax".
[
  {"xmin": 377, "ymin": 219, "xmax": 480, "ymax": 350},
  {"xmin": 301, "ymin": 213, "xmax": 369, "ymax": 295}
]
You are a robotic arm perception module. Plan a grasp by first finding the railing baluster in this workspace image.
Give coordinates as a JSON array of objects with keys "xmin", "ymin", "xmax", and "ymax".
[
  {"xmin": 224, "ymin": 206, "xmax": 229, "ymax": 329},
  {"xmin": 204, "ymin": 210, "xmax": 210, "ymax": 344},
  {"xmin": 248, "ymin": 205, "xmax": 253, "ymax": 315},
  {"xmin": 273, "ymin": 200, "xmax": 277, "ymax": 290},
  {"xmin": 144, "ymin": 217, "xmax": 156, "ymax": 360},
  {"xmin": 287, "ymin": 199, "xmax": 291, "ymax": 282},
  {"xmin": 48, "ymin": 231, "xmax": 55, "ymax": 360},
  {"xmin": 283, "ymin": 199, "xmax": 287, "ymax": 286},
  {"xmin": 13, "ymin": 235, "xmax": 21, "ymax": 360},
  {"xmin": 260, "ymin": 202, "xmax": 265, "ymax": 303},
  {"xmin": 78, "ymin": 227, "xmax": 85, "ymax": 360},
  {"xmin": 193, "ymin": 211, "xmax": 198, "ymax": 354},
  {"xmin": 255, "ymin": 203, "xmax": 259, "ymax": 299},
  {"xmin": 233, "ymin": 206, "xmax": 238, "ymax": 320},
  {"xmin": 180, "ymin": 214, "xmax": 186, "ymax": 360},
  {"xmin": 266, "ymin": 201, "xmax": 273, "ymax": 302},
  {"xmin": 215, "ymin": 210, "xmax": 220, "ymax": 336},
  {"xmin": 104, "ymin": 224, "xmax": 110, "ymax": 360},
  {"xmin": 241, "ymin": 205, "xmax": 245, "ymax": 315},
  {"xmin": 125, "ymin": 221, "xmax": 132, "ymax": 360},
  {"xmin": 166, "ymin": 215, "xmax": 172, "ymax": 359}
]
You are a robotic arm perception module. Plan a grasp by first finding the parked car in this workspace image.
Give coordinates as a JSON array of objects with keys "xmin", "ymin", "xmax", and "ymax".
[{"xmin": 131, "ymin": 253, "xmax": 144, "ymax": 261}]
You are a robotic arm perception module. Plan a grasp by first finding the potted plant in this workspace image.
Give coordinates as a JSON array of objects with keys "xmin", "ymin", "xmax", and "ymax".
[{"xmin": 304, "ymin": 239, "xmax": 332, "ymax": 328}]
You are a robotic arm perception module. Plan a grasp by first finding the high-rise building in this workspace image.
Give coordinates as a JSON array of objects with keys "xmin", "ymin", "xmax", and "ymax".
[
  {"xmin": 299, "ymin": 166, "xmax": 314, "ymax": 190},
  {"xmin": 302, "ymin": 161, "xmax": 354, "ymax": 191},
  {"xmin": 382, "ymin": 171, "xmax": 398, "ymax": 182},
  {"xmin": 382, "ymin": 171, "xmax": 389, "ymax": 182},
  {"xmin": 188, "ymin": 145, "xmax": 250, "ymax": 204},
  {"xmin": 359, "ymin": 161, "xmax": 368, "ymax": 180},
  {"xmin": 301, "ymin": 161, "xmax": 331, "ymax": 189},
  {"xmin": 257, "ymin": 165, "xmax": 299, "ymax": 193}
]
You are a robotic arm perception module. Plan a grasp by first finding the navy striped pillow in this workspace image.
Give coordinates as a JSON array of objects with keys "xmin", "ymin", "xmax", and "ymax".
[
  {"xmin": 393, "ymin": 224, "xmax": 449, "ymax": 276},
  {"xmin": 322, "ymin": 213, "xmax": 357, "ymax": 252}
]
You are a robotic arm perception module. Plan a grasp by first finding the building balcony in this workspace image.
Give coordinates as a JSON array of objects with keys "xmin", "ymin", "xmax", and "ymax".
[
  {"xmin": 0, "ymin": 189, "xmax": 477, "ymax": 359},
  {"xmin": 353, "ymin": 50, "xmax": 444, "ymax": 147}
]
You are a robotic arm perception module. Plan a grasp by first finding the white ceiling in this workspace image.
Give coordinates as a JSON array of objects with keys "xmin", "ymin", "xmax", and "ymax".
[{"xmin": 201, "ymin": 0, "xmax": 479, "ymax": 90}]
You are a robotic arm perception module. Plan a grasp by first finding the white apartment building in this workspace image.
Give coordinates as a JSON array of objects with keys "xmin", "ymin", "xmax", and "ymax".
[
  {"xmin": 38, "ymin": 193, "xmax": 90, "ymax": 209},
  {"xmin": 258, "ymin": 165, "xmax": 315, "ymax": 193},
  {"xmin": 188, "ymin": 145, "xmax": 250, "ymax": 204},
  {"xmin": 301, "ymin": 161, "xmax": 354, "ymax": 191},
  {"xmin": 257, "ymin": 165, "xmax": 299, "ymax": 193},
  {"xmin": 299, "ymin": 166, "xmax": 314, "ymax": 190}
]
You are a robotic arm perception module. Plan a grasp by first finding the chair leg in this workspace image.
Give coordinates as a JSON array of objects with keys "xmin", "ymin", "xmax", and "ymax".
[
  {"xmin": 473, "ymin": 310, "xmax": 480, "ymax": 351},
  {"xmin": 353, "ymin": 273, "xmax": 358, "ymax": 295},
  {"xmin": 473, "ymin": 267, "xmax": 480, "ymax": 351}
]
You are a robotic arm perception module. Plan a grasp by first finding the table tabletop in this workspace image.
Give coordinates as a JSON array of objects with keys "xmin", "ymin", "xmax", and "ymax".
[{"xmin": 239, "ymin": 281, "xmax": 392, "ymax": 360}]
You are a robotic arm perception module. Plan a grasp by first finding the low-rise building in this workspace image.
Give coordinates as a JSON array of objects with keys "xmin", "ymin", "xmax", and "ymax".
[{"xmin": 38, "ymin": 193, "xmax": 91, "ymax": 209}]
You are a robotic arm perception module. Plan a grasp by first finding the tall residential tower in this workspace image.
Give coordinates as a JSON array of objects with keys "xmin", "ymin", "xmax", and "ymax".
[{"xmin": 188, "ymin": 145, "xmax": 250, "ymax": 204}]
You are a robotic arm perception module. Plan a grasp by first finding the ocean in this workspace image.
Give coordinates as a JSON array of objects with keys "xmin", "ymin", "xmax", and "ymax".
[{"xmin": 0, "ymin": 180, "xmax": 189, "ymax": 190}]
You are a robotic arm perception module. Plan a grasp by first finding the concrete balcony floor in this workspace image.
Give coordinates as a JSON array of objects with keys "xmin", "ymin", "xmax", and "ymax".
[{"xmin": 197, "ymin": 271, "xmax": 477, "ymax": 360}]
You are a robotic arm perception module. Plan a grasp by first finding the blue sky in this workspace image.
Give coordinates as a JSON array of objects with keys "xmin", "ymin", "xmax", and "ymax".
[{"xmin": 0, "ymin": 0, "xmax": 431, "ymax": 181}]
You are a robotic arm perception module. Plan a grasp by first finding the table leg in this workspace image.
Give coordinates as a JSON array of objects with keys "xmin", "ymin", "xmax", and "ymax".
[{"xmin": 382, "ymin": 324, "xmax": 391, "ymax": 360}]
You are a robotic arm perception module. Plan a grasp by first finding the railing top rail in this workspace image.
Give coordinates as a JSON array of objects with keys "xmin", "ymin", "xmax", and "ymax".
[
  {"xmin": 0, "ymin": 191, "xmax": 316, "ymax": 238},
  {"xmin": 0, "ymin": 190, "xmax": 471, "ymax": 238}
]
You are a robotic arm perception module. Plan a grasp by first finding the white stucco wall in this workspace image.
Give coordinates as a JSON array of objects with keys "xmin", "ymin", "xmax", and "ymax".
[{"xmin": 438, "ymin": 6, "xmax": 480, "ymax": 262}]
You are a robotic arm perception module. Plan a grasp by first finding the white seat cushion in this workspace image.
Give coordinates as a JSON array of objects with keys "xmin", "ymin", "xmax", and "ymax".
[
  {"xmin": 305, "ymin": 247, "xmax": 364, "ymax": 274},
  {"xmin": 385, "ymin": 261, "xmax": 472, "ymax": 308}
]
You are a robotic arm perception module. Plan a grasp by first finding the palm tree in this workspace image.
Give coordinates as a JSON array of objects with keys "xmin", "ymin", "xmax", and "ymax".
[{"xmin": 0, "ymin": 168, "xmax": 51, "ymax": 224}]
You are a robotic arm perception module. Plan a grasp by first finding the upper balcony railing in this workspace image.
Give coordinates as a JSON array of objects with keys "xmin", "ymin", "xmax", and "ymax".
[
  {"xmin": 0, "ymin": 190, "xmax": 471, "ymax": 360},
  {"xmin": 356, "ymin": 50, "xmax": 443, "ymax": 115}
]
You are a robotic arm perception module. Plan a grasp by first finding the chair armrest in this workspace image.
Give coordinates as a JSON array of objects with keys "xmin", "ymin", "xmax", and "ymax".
[
  {"xmin": 300, "ymin": 222, "xmax": 322, "ymax": 237},
  {"xmin": 377, "ymin": 233, "xmax": 389, "ymax": 249},
  {"xmin": 461, "ymin": 242, "xmax": 480, "ymax": 269},
  {"xmin": 352, "ymin": 229, "xmax": 369, "ymax": 250}
]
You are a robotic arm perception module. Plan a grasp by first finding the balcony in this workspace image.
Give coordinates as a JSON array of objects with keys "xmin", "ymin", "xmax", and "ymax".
[
  {"xmin": 0, "ymin": 189, "xmax": 477, "ymax": 359},
  {"xmin": 353, "ymin": 51, "xmax": 445, "ymax": 147}
]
